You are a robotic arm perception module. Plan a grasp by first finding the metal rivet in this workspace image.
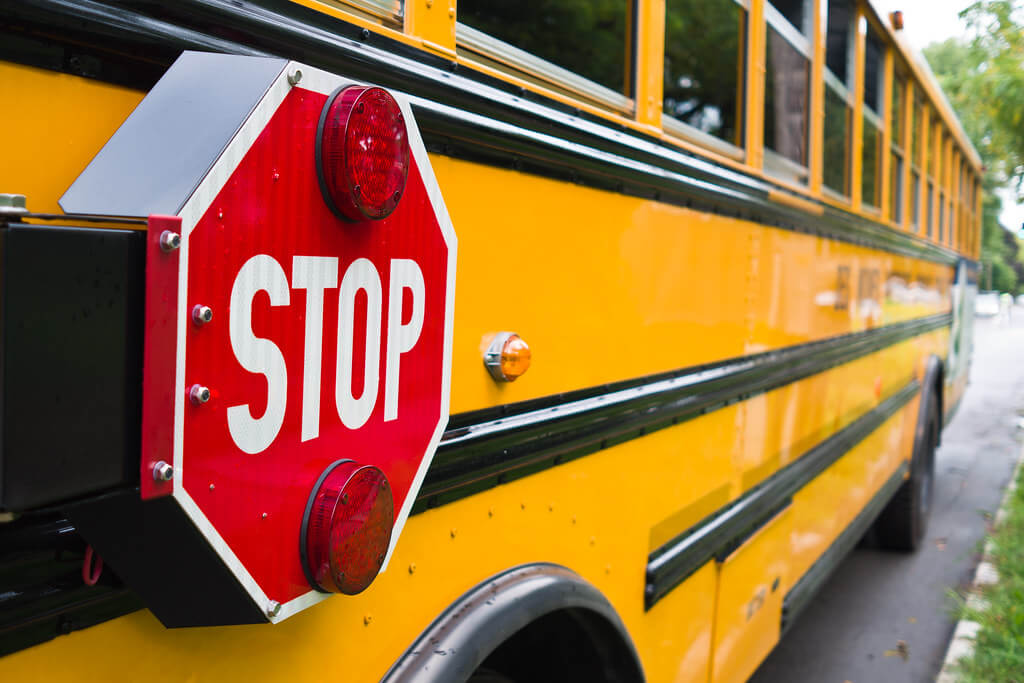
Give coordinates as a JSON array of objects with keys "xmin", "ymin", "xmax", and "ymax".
[
  {"xmin": 189, "ymin": 384, "xmax": 211, "ymax": 405},
  {"xmin": 272, "ymin": 171, "xmax": 280, "ymax": 182},
  {"xmin": 408, "ymin": 562, "xmax": 416, "ymax": 574},
  {"xmin": 548, "ymin": 503, "xmax": 555, "ymax": 512},
  {"xmin": 287, "ymin": 69, "xmax": 303, "ymax": 86},
  {"xmin": 159, "ymin": 231, "xmax": 181, "ymax": 252},
  {"xmin": 488, "ymin": 507, "xmax": 494, "ymax": 517},
  {"xmin": 450, "ymin": 528, "xmax": 457, "ymax": 538},
  {"xmin": 192, "ymin": 305, "xmax": 213, "ymax": 326},
  {"xmin": 360, "ymin": 28, "xmax": 370, "ymax": 40},
  {"xmin": 363, "ymin": 614, "xmax": 373, "ymax": 626},
  {"xmin": 152, "ymin": 461, "xmax": 173, "ymax": 482},
  {"xmin": 209, "ymin": 483, "xmax": 215, "ymax": 491},
  {"xmin": 448, "ymin": 5, "xmax": 455, "ymax": 17},
  {"xmin": 425, "ymin": 0, "xmax": 432, "ymax": 6},
  {"xmin": 341, "ymin": 493, "xmax": 349, "ymax": 505},
  {"xmin": 261, "ymin": 512, "xmax": 268, "ymax": 520},
  {"xmin": 217, "ymin": 209, "xmax": 224, "ymax": 220},
  {"xmin": 267, "ymin": 601, "xmax": 281, "ymax": 618},
  {"xmin": 589, "ymin": 536, "xmax": 596, "ymax": 546}
]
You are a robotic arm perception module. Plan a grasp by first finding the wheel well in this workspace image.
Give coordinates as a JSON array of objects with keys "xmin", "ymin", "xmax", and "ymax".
[{"xmin": 476, "ymin": 607, "xmax": 643, "ymax": 683}]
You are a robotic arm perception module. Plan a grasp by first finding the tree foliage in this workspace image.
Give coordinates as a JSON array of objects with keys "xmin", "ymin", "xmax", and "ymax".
[{"xmin": 924, "ymin": 1, "xmax": 1024, "ymax": 292}]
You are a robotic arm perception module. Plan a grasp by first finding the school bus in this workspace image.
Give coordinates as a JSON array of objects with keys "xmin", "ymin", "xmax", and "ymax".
[{"xmin": 0, "ymin": 0, "xmax": 981, "ymax": 681}]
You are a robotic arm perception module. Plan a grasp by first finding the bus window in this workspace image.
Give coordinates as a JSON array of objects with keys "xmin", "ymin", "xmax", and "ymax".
[
  {"xmin": 764, "ymin": 1, "xmax": 811, "ymax": 181},
  {"xmin": 889, "ymin": 70, "xmax": 906, "ymax": 224},
  {"xmin": 910, "ymin": 96, "xmax": 923, "ymax": 230},
  {"xmin": 822, "ymin": 0, "xmax": 853, "ymax": 197},
  {"xmin": 456, "ymin": 0, "xmax": 632, "ymax": 109},
  {"xmin": 861, "ymin": 21, "xmax": 884, "ymax": 208},
  {"xmin": 663, "ymin": 0, "xmax": 748, "ymax": 155}
]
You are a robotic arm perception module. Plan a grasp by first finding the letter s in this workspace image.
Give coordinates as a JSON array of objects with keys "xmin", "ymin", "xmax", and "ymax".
[{"xmin": 227, "ymin": 254, "xmax": 289, "ymax": 454}]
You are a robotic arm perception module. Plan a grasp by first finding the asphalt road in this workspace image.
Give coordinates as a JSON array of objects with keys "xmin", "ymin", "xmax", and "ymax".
[{"xmin": 751, "ymin": 313, "xmax": 1024, "ymax": 683}]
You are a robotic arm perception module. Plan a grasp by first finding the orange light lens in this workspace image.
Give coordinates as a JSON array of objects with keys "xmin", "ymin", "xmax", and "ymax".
[{"xmin": 500, "ymin": 335, "xmax": 532, "ymax": 381}]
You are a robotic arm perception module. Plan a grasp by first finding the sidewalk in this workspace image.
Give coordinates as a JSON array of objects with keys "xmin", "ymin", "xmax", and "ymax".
[{"xmin": 937, "ymin": 439, "xmax": 1024, "ymax": 681}]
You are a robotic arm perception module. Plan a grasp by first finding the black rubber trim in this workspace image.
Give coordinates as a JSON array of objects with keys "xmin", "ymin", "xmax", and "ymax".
[
  {"xmin": 3, "ymin": 0, "xmax": 969, "ymax": 267},
  {"xmin": 298, "ymin": 458, "xmax": 353, "ymax": 593},
  {"xmin": 418, "ymin": 315, "xmax": 948, "ymax": 513},
  {"xmin": 644, "ymin": 380, "xmax": 919, "ymax": 610},
  {"xmin": 381, "ymin": 563, "xmax": 644, "ymax": 683},
  {"xmin": 780, "ymin": 462, "xmax": 909, "ymax": 634}
]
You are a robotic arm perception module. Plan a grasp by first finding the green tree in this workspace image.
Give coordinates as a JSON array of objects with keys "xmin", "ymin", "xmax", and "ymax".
[{"xmin": 924, "ymin": 2, "xmax": 1024, "ymax": 292}]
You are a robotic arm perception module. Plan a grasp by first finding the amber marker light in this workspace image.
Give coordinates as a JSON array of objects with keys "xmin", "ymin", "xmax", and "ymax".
[{"xmin": 484, "ymin": 332, "xmax": 532, "ymax": 382}]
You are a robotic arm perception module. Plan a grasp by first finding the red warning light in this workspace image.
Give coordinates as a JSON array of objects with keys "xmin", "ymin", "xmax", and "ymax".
[
  {"xmin": 317, "ymin": 86, "xmax": 410, "ymax": 221},
  {"xmin": 301, "ymin": 461, "xmax": 395, "ymax": 595}
]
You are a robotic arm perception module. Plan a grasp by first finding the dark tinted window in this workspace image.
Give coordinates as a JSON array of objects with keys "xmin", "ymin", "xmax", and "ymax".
[
  {"xmin": 826, "ymin": 0, "xmax": 853, "ymax": 84},
  {"xmin": 823, "ymin": 86, "xmax": 849, "ymax": 193},
  {"xmin": 764, "ymin": 26, "xmax": 809, "ymax": 167},
  {"xmin": 864, "ymin": 26, "xmax": 884, "ymax": 112},
  {"xmin": 772, "ymin": 0, "xmax": 808, "ymax": 33},
  {"xmin": 663, "ymin": 0, "xmax": 746, "ymax": 146},
  {"xmin": 890, "ymin": 73, "xmax": 904, "ymax": 145},
  {"xmin": 863, "ymin": 118, "xmax": 880, "ymax": 206},
  {"xmin": 459, "ymin": 0, "xmax": 631, "ymax": 94},
  {"xmin": 890, "ymin": 152, "xmax": 903, "ymax": 222}
]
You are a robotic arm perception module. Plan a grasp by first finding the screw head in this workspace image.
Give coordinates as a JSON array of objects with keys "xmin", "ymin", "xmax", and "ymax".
[
  {"xmin": 191, "ymin": 305, "xmax": 213, "ymax": 326},
  {"xmin": 159, "ymin": 230, "xmax": 181, "ymax": 252},
  {"xmin": 152, "ymin": 461, "xmax": 174, "ymax": 482},
  {"xmin": 267, "ymin": 601, "xmax": 281, "ymax": 618},
  {"xmin": 189, "ymin": 384, "xmax": 211, "ymax": 405}
]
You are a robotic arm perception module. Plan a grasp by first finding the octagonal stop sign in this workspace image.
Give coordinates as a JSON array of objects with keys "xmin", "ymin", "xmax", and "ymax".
[{"xmin": 59, "ymin": 52, "xmax": 456, "ymax": 625}]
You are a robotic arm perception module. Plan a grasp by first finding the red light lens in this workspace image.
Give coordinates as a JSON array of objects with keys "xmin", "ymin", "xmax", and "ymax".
[
  {"xmin": 302, "ymin": 461, "xmax": 394, "ymax": 595},
  {"xmin": 317, "ymin": 86, "xmax": 409, "ymax": 221}
]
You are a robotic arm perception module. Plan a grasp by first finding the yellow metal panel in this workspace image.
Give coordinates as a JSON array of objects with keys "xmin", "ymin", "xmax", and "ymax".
[
  {"xmin": 0, "ymin": 62, "xmax": 144, "ymax": 215},
  {"xmin": 710, "ymin": 507, "xmax": 791, "ymax": 683},
  {"xmin": 635, "ymin": 0, "xmax": 666, "ymax": 129},
  {"xmin": 643, "ymin": 562, "xmax": 716, "ymax": 683},
  {"xmin": 808, "ymin": 0, "xmax": 826, "ymax": 195},
  {"xmin": 851, "ymin": 13, "xmax": 866, "ymax": 211},
  {"xmin": 746, "ymin": 0, "xmax": 765, "ymax": 169},
  {"xmin": 403, "ymin": 0, "xmax": 456, "ymax": 56}
]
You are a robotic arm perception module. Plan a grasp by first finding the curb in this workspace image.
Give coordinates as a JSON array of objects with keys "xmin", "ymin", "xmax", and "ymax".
[{"xmin": 935, "ymin": 440, "xmax": 1024, "ymax": 682}]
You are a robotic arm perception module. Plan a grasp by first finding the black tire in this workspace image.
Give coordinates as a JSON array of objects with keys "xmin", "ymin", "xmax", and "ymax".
[
  {"xmin": 875, "ymin": 391, "xmax": 938, "ymax": 551},
  {"xmin": 467, "ymin": 669, "xmax": 517, "ymax": 683}
]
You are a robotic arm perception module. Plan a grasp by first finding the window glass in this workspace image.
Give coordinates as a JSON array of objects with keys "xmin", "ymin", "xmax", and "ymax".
[
  {"xmin": 927, "ymin": 182, "xmax": 934, "ymax": 237},
  {"xmin": 890, "ymin": 152, "xmax": 903, "ymax": 222},
  {"xmin": 890, "ymin": 73, "xmax": 904, "ymax": 143},
  {"xmin": 458, "ymin": 0, "xmax": 631, "ymax": 94},
  {"xmin": 911, "ymin": 170, "xmax": 921, "ymax": 227},
  {"xmin": 863, "ymin": 26, "xmax": 884, "ymax": 113},
  {"xmin": 862, "ymin": 118, "xmax": 880, "ymax": 206},
  {"xmin": 773, "ymin": 0, "xmax": 809, "ymax": 34},
  {"xmin": 764, "ymin": 25, "xmax": 809, "ymax": 168},
  {"xmin": 826, "ymin": 0, "xmax": 853, "ymax": 85},
  {"xmin": 823, "ymin": 86, "xmax": 849, "ymax": 194},
  {"xmin": 938, "ymin": 196, "xmax": 945, "ymax": 242},
  {"xmin": 911, "ymin": 98, "xmax": 922, "ymax": 160},
  {"xmin": 663, "ymin": 0, "xmax": 747, "ymax": 147}
]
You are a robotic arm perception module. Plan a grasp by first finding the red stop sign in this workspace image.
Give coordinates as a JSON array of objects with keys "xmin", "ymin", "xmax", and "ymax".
[{"xmin": 140, "ymin": 64, "xmax": 455, "ymax": 622}]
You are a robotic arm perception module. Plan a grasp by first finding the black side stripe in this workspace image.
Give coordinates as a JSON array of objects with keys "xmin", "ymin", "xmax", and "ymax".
[
  {"xmin": 414, "ymin": 315, "xmax": 947, "ymax": 513},
  {"xmin": 644, "ymin": 380, "xmax": 919, "ymax": 610},
  {"xmin": 6, "ymin": 0, "xmax": 965, "ymax": 266},
  {"xmin": 780, "ymin": 462, "xmax": 909, "ymax": 633}
]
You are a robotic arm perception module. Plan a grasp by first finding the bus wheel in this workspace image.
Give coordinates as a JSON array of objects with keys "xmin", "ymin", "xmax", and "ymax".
[
  {"xmin": 467, "ymin": 669, "xmax": 516, "ymax": 683},
  {"xmin": 875, "ymin": 392, "xmax": 938, "ymax": 551}
]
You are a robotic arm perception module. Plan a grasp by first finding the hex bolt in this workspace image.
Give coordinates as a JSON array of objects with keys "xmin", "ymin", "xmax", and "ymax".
[
  {"xmin": 152, "ymin": 461, "xmax": 174, "ymax": 482},
  {"xmin": 267, "ymin": 601, "xmax": 281, "ymax": 618},
  {"xmin": 192, "ymin": 305, "xmax": 213, "ymax": 326},
  {"xmin": 189, "ymin": 384, "xmax": 211, "ymax": 405},
  {"xmin": 159, "ymin": 230, "xmax": 181, "ymax": 252}
]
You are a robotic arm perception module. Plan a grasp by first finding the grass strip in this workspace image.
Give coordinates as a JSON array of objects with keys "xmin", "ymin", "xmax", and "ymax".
[{"xmin": 954, "ymin": 464, "xmax": 1024, "ymax": 682}]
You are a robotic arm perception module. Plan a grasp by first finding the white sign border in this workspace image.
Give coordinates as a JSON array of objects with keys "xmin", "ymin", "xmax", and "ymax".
[{"xmin": 171, "ymin": 60, "xmax": 457, "ymax": 623}]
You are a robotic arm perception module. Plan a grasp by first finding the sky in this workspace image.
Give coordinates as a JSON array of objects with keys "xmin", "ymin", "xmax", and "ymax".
[{"xmin": 872, "ymin": 0, "xmax": 1024, "ymax": 232}]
